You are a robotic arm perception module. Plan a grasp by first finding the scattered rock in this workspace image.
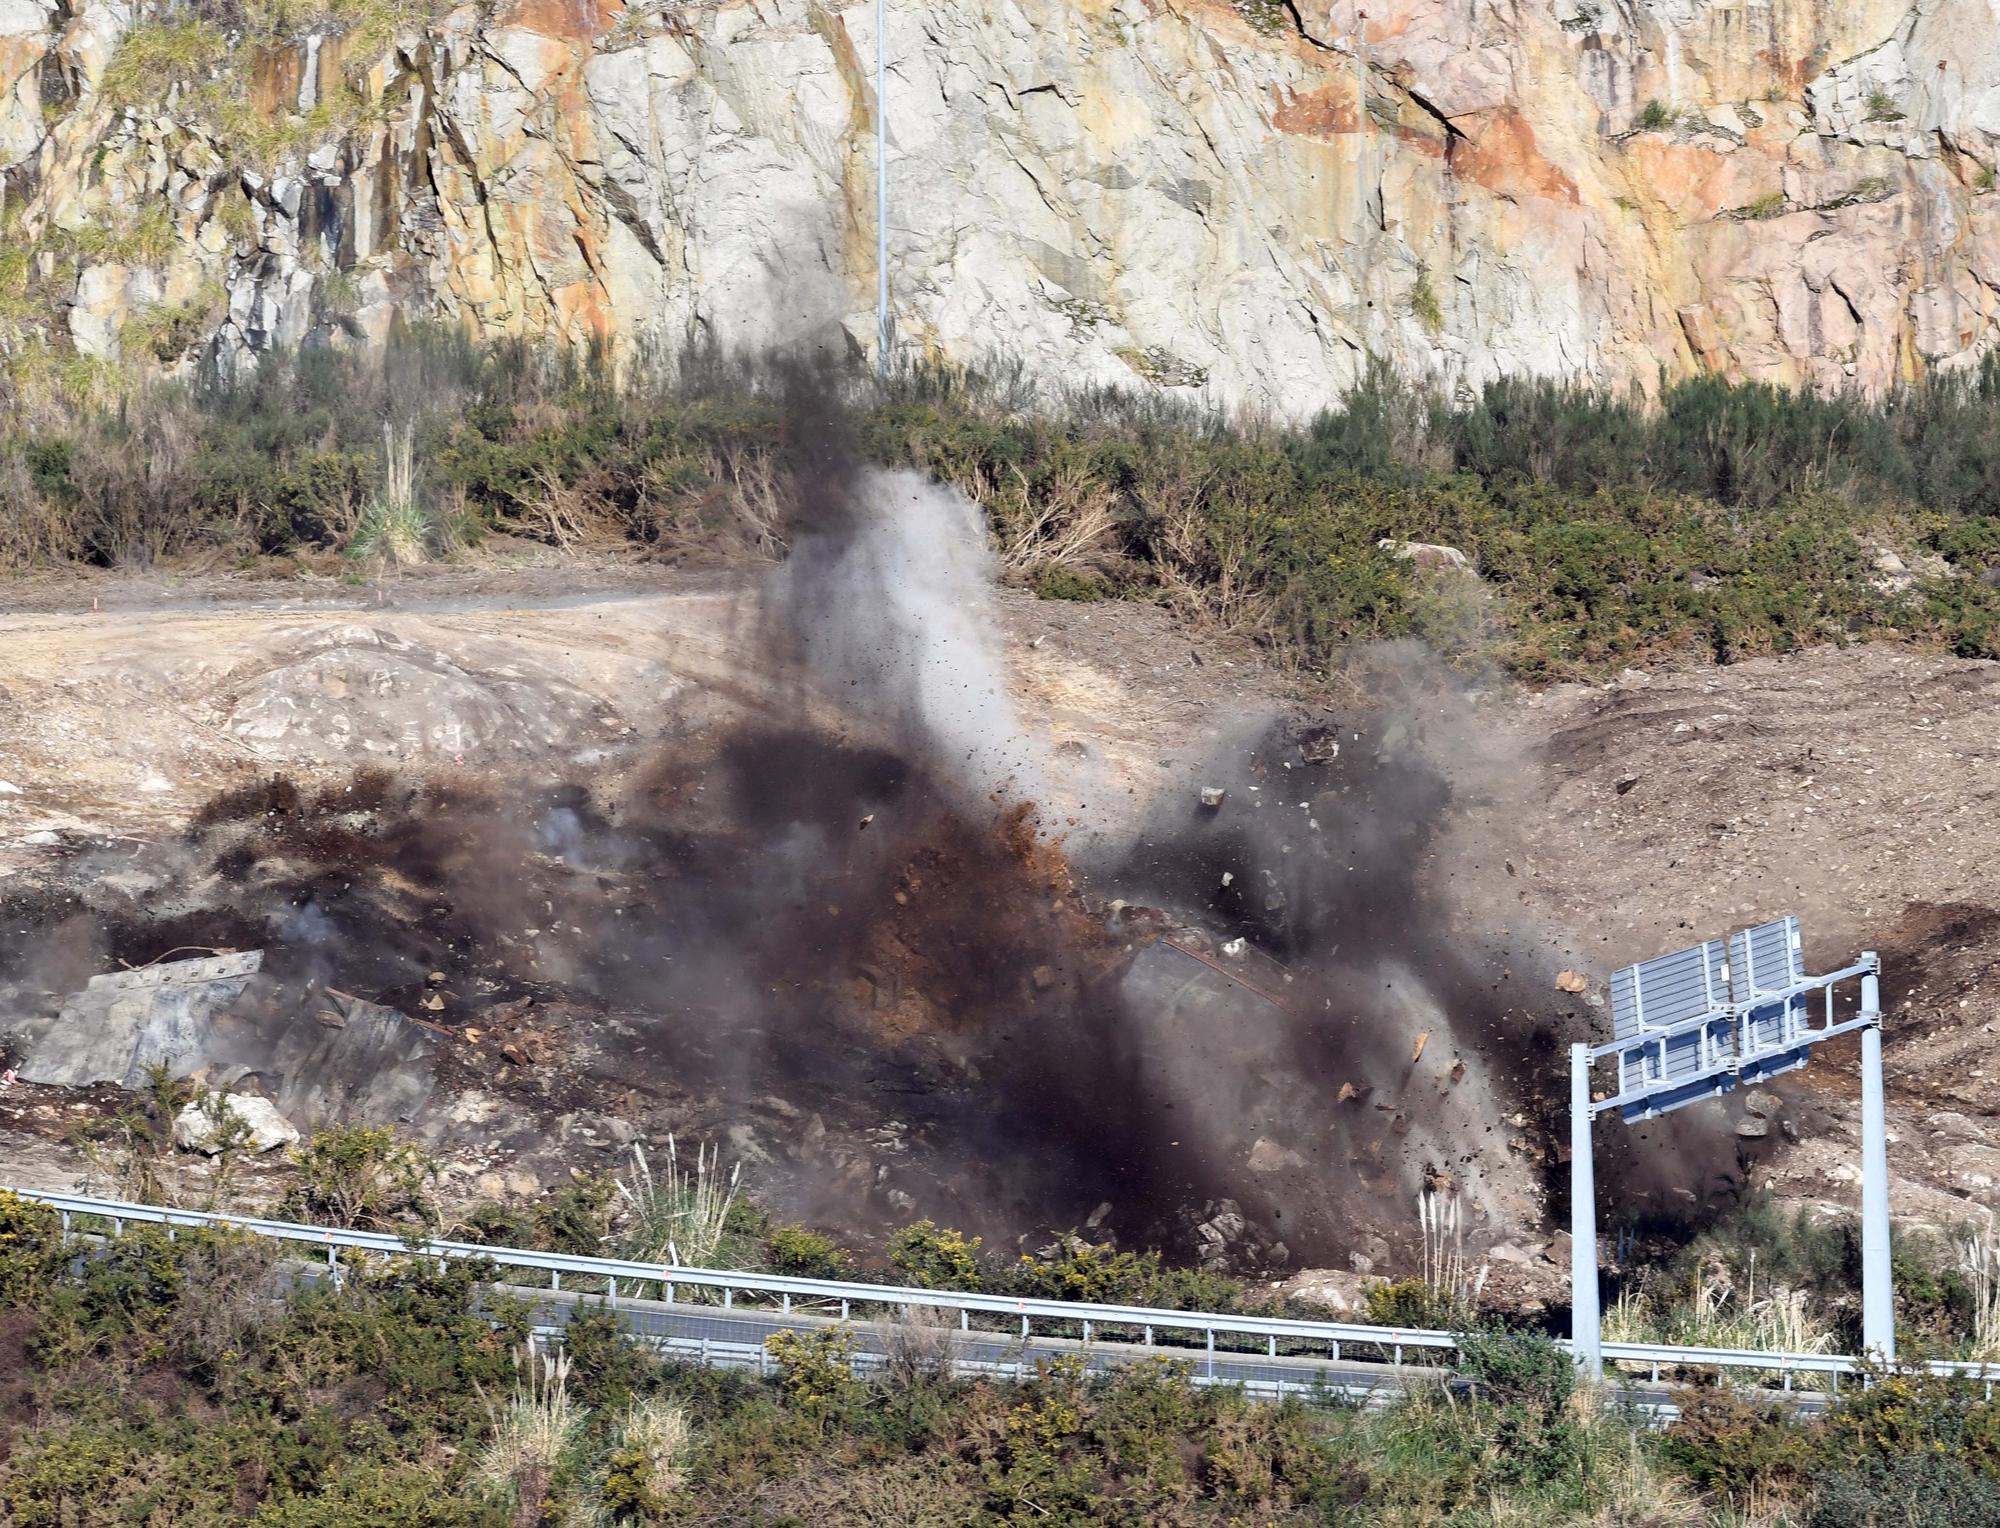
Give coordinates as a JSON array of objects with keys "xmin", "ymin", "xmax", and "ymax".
[
  {"xmin": 1278, "ymin": 1268, "xmax": 1381, "ymax": 1315},
  {"xmin": 1246, "ymin": 1137, "xmax": 1304, "ymax": 1173},
  {"xmin": 1193, "ymin": 1199, "xmax": 1249, "ymax": 1268},
  {"xmin": 448, "ymin": 1091, "xmax": 502, "ymax": 1125},
  {"xmin": 1736, "ymin": 1115, "xmax": 1771, "ymax": 1139},
  {"xmin": 1556, "ymin": 970, "xmax": 1589, "ymax": 993},
  {"xmin": 172, "ymin": 1094, "xmax": 300, "ymax": 1154},
  {"xmin": 1378, "ymin": 538, "xmax": 1475, "ymax": 574},
  {"xmin": 1199, "ymin": 786, "xmax": 1227, "ymax": 809},
  {"xmin": 1743, "ymin": 1089, "xmax": 1780, "ymax": 1118}
]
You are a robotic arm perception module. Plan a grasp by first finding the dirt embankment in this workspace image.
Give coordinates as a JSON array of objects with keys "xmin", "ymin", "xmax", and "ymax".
[{"xmin": 2, "ymin": 558, "xmax": 1996, "ymax": 1285}]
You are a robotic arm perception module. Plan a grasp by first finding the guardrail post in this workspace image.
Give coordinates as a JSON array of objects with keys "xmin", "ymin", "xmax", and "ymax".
[
  {"xmin": 1571, "ymin": 1042, "xmax": 1603, "ymax": 1380},
  {"xmin": 960, "ymin": 1309, "xmax": 969, "ymax": 1333},
  {"xmin": 781, "ymin": 1292, "xmax": 790, "ymax": 1314},
  {"xmin": 1268, "ymin": 1335, "xmax": 1277, "ymax": 1359},
  {"xmin": 1859, "ymin": 964, "xmax": 1895, "ymax": 1365},
  {"xmin": 1205, "ymin": 1328, "xmax": 1215, "ymax": 1380},
  {"xmin": 609, "ymin": 1277, "xmax": 618, "ymax": 1308},
  {"xmin": 841, "ymin": 1299, "xmax": 850, "ymax": 1321},
  {"xmin": 665, "ymin": 1281, "xmax": 675, "ymax": 1305},
  {"xmin": 551, "ymin": 1271, "xmax": 561, "ymax": 1293},
  {"xmin": 112, "ymin": 1217, "xmax": 124, "ymax": 1237},
  {"xmin": 1331, "ymin": 1341, "xmax": 1340, "ymax": 1362},
  {"xmin": 1144, "ymin": 1325, "xmax": 1153, "ymax": 1347},
  {"xmin": 1082, "ymin": 1320, "xmax": 1092, "ymax": 1345},
  {"xmin": 723, "ymin": 1288, "xmax": 733, "ymax": 1311}
]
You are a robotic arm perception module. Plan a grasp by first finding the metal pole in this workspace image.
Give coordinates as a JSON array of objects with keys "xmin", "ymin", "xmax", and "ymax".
[
  {"xmin": 874, "ymin": 0, "xmax": 889, "ymax": 379},
  {"xmin": 1859, "ymin": 964, "xmax": 1895, "ymax": 1364},
  {"xmin": 1354, "ymin": 8, "xmax": 1372, "ymax": 236},
  {"xmin": 1570, "ymin": 1042, "xmax": 1602, "ymax": 1379}
]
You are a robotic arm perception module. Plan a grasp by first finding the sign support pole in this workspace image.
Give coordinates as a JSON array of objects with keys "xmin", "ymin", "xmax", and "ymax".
[
  {"xmin": 1858, "ymin": 963, "xmax": 1894, "ymax": 1364},
  {"xmin": 1570, "ymin": 1042, "xmax": 1602, "ymax": 1379}
]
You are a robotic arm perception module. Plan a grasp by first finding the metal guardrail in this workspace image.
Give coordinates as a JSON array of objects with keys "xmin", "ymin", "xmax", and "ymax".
[
  {"xmin": 527, "ymin": 1327, "xmax": 1394, "ymax": 1404},
  {"xmin": 14, "ymin": 1186, "xmax": 1996, "ymax": 1396},
  {"xmin": 1601, "ymin": 1339, "xmax": 1998, "ymax": 1396},
  {"xmin": 11, "ymin": 1187, "xmax": 1455, "ymax": 1363}
]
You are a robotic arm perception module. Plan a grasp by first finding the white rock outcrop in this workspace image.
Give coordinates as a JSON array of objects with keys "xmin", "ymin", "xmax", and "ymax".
[
  {"xmin": 0, "ymin": 0, "xmax": 1996, "ymax": 409},
  {"xmin": 173, "ymin": 1094, "xmax": 302, "ymax": 1155}
]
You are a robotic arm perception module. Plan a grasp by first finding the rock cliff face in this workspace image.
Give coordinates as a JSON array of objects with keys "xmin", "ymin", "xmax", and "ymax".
[{"xmin": 1, "ymin": 0, "xmax": 1996, "ymax": 412}]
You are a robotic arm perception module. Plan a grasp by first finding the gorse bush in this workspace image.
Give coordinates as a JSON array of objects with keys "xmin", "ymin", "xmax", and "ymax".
[
  {"xmin": 8, "ymin": 334, "xmax": 2000, "ymax": 677},
  {"xmin": 15, "ymin": 1215, "xmax": 2000, "ymax": 1523}
]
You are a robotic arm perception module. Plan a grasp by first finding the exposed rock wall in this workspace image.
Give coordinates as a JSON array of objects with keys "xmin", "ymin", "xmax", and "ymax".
[{"xmin": 1, "ymin": 0, "xmax": 1996, "ymax": 413}]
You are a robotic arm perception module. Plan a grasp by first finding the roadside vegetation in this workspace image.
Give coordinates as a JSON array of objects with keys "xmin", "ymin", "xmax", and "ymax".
[
  {"xmin": 9, "ymin": 1184, "xmax": 2000, "ymax": 1526},
  {"xmin": 5, "ymin": 332, "xmax": 2000, "ymax": 680}
]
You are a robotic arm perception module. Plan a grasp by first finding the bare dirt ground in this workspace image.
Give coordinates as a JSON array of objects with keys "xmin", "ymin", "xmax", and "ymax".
[
  {"xmin": 1, "ymin": 554, "xmax": 1995, "ymax": 1289},
  {"xmin": 1482, "ymin": 647, "xmax": 2000, "ymax": 1242}
]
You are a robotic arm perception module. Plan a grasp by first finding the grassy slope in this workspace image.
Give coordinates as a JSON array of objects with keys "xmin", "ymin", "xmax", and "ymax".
[
  {"xmin": 6, "ymin": 339, "xmax": 2000, "ymax": 681},
  {"xmin": 7, "ymin": 1188, "xmax": 2000, "ymax": 1527}
]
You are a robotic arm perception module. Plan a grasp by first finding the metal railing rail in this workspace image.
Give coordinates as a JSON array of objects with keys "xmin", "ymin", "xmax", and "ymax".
[
  {"xmin": 15, "ymin": 1187, "xmax": 1995, "ymax": 1394},
  {"xmin": 525, "ymin": 1327, "xmax": 1393, "ymax": 1404},
  {"xmin": 1600, "ymin": 1340, "xmax": 1996, "ymax": 1395},
  {"xmin": 11, "ymin": 1187, "xmax": 1455, "ymax": 1359}
]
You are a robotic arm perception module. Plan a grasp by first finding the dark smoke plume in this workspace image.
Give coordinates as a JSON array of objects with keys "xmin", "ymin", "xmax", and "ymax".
[{"xmin": 0, "ymin": 384, "xmax": 1654, "ymax": 1271}]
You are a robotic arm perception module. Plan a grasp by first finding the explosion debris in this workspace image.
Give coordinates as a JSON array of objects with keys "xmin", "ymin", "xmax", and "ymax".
[{"xmin": 0, "ymin": 397, "xmax": 1619, "ymax": 1276}]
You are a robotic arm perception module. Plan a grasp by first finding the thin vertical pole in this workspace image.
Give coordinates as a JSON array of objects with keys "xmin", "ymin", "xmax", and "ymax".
[
  {"xmin": 1859, "ymin": 963, "xmax": 1895, "ymax": 1363},
  {"xmin": 875, "ymin": 0, "xmax": 889, "ymax": 379},
  {"xmin": 1354, "ymin": 8, "xmax": 1372, "ymax": 235},
  {"xmin": 1570, "ymin": 1043, "xmax": 1602, "ymax": 1379}
]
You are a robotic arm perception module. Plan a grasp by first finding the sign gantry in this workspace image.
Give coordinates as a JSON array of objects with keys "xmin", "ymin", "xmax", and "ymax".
[{"xmin": 1569, "ymin": 917, "xmax": 1891, "ymax": 1376}]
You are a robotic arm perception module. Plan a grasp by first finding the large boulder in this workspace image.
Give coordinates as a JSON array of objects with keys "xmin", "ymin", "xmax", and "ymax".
[{"xmin": 173, "ymin": 1093, "xmax": 301, "ymax": 1155}]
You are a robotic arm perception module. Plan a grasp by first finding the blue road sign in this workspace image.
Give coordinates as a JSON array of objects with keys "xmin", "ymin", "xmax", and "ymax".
[{"xmin": 1593, "ymin": 915, "xmax": 1875, "ymax": 1122}]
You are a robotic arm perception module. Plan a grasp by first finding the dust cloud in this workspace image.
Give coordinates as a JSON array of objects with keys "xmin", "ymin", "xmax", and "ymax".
[{"xmin": 0, "ymin": 401, "xmax": 1624, "ymax": 1272}]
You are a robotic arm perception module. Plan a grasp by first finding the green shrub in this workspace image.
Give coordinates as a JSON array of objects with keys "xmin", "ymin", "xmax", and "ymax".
[
  {"xmin": 764, "ymin": 1223, "xmax": 850, "ymax": 1278},
  {"xmin": 887, "ymin": 1219, "xmax": 984, "ymax": 1291},
  {"xmin": 11, "ymin": 331, "xmax": 2000, "ymax": 685},
  {"xmin": 1032, "ymin": 561, "xmax": 1103, "ymax": 601},
  {"xmin": 535, "ymin": 1174, "xmax": 614, "ymax": 1255},
  {"xmin": 282, "ymin": 1124, "xmax": 440, "ymax": 1230},
  {"xmin": 1865, "ymin": 88, "xmax": 1904, "ymax": 123},
  {"xmin": 1410, "ymin": 264, "xmax": 1445, "ymax": 333},
  {"xmin": 763, "ymin": 1327, "xmax": 859, "ymax": 1417},
  {"xmin": 1660, "ymin": 1385, "xmax": 1812, "ymax": 1495},
  {"xmin": 1808, "ymin": 1454, "xmax": 2000, "ymax": 1528},
  {"xmin": 0, "ymin": 1190, "xmax": 62, "ymax": 1305}
]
